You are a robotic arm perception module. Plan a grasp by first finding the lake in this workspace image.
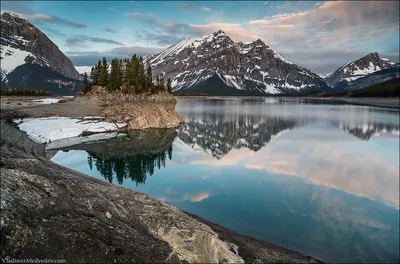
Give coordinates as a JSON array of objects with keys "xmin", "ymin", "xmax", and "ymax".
[{"xmin": 50, "ymin": 98, "xmax": 400, "ymax": 263}]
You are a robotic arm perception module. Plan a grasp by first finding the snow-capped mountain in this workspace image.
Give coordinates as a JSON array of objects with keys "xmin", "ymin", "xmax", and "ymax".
[
  {"xmin": 345, "ymin": 64, "xmax": 399, "ymax": 91},
  {"xmin": 1, "ymin": 12, "xmax": 82, "ymax": 95},
  {"xmin": 145, "ymin": 30, "xmax": 329, "ymax": 95},
  {"xmin": 325, "ymin": 52, "xmax": 395, "ymax": 90}
]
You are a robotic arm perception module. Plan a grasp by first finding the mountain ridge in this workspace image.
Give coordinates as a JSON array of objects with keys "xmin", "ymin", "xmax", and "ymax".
[
  {"xmin": 145, "ymin": 30, "xmax": 330, "ymax": 95},
  {"xmin": 325, "ymin": 52, "xmax": 395, "ymax": 90}
]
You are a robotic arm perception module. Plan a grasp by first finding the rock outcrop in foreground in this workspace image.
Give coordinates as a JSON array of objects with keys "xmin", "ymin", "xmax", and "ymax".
[
  {"xmin": 0, "ymin": 119, "xmax": 322, "ymax": 263},
  {"xmin": 77, "ymin": 86, "xmax": 183, "ymax": 130}
]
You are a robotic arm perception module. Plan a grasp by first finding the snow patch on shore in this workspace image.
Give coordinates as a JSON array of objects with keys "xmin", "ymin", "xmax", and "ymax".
[
  {"xmin": 32, "ymin": 98, "xmax": 60, "ymax": 104},
  {"xmin": 46, "ymin": 132, "xmax": 127, "ymax": 150},
  {"xmin": 13, "ymin": 117, "xmax": 127, "ymax": 144}
]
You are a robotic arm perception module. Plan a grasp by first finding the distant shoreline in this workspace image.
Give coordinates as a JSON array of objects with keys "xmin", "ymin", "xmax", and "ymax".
[{"xmin": 175, "ymin": 95, "xmax": 400, "ymax": 109}]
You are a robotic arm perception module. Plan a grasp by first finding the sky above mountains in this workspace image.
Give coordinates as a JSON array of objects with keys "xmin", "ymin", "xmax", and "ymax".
[{"xmin": 1, "ymin": 0, "xmax": 399, "ymax": 74}]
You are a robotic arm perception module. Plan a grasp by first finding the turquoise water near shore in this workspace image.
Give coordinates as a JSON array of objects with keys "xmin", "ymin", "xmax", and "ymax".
[{"xmin": 51, "ymin": 98, "xmax": 400, "ymax": 263}]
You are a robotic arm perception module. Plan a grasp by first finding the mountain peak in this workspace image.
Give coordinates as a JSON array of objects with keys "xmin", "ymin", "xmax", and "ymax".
[
  {"xmin": 1, "ymin": 11, "xmax": 28, "ymax": 25},
  {"xmin": 1, "ymin": 11, "xmax": 82, "ymax": 89},
  {"xmin": 253, "ymin": 38, "xmax": 265, "ymax": 46},
  {"xmin": 362, "ymin": 52, "xmax": 380, "ymax": 60},
  {"xmin": 147, "ymin": 28, "xmax": 328, "ymax": 95},
  {"xmin": 325, "ymin": 52, "xmax": 394, "ymax": 89}
]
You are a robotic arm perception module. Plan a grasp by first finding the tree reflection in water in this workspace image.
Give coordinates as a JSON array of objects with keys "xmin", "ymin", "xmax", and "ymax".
[
  {"xmin": 87, "ymin": 145, "xmax": 173, "ymax": 185},
  {"xmin": 51, "ymin": 128, "xmax": 177, "ymax": 185}
]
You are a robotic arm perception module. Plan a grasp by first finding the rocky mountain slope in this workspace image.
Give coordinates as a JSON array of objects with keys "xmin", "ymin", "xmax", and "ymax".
[
  {"xmin": 345, "ymin": 64, "xmax": 400, "ymax": 91},
  {"xmin": 145, "ymin": 30, "xmax": 329, "ymax": 95},
  {"xmin": 325, "ymin": 52, "xmax": 395, "ymax": 90},
  {"xmin": 0, "ymin": 12, "xmax": 82, "ymax": 94}
]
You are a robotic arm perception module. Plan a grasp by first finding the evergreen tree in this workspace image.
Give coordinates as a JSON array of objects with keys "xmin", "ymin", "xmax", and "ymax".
[
  {"xmin": 108, "ymin": 58, "xmax": 122, "ymax": 92},
  {"xmin": 90, "ymin": 66, "xmax": 96, "ymax": 85},
  {"xmin": 146, "ymin": 66, "xmax": 153, "ymax": 89},
  {"xmin": 132, "ymin": 55, "xmax": 140, "ymax": 93},
  {"xmin": 138, "ymin": 61, "xmax": 145, "ymax": 93},
  {"xmin": 119, "ymin": 59, "xmax": 125, "ymax": 83},
  {"xmin": 99, "ymin": 57, "xmax": 109, "ymax": 86},
  {"xmin": 125, "ymin": 60, "xmax": 131, "ymax": 85},
  {"xmin": 159, "ymin": 73, "xmax": 165, "ymax": 90},
  {"xmin": 167, "ymin": 78, "xmax": 172, "ymax": 93},
  {"xmin": 153, "ymin": 75, "xmax": 160, "ymax": 93},
  {"xmin": 95, "ymin": 60, "xmax": 102, "ymax": 84},
  {"xmin": 82, "ymin": 72, "xmax": 92, "ymax": 93}
]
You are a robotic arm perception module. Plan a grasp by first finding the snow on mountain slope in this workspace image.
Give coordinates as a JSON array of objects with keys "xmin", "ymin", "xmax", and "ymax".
[
  {"xmin": 325, "ymin": 52, "xmax": 395, "ymax": 90},
  {"xmin": 75, "ymin": 66, "xmax": 92, "ymax": 75},
  {"xmin": 1, "ymin": 38, "xmax": 36, "ymax": 73},
  {"xmin": 1, "ymin": 12, "xmax": 82, "ymax": 93},
  {"xmin": 345, "ymin": 64, "xmax": 400, "ymax": 91},
  {"xmin": 145, "ymin": 30, "xmax": 329, "ymax": 95}
]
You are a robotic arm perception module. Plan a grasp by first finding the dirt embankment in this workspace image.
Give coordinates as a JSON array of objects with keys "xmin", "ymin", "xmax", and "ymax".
[{"xmin": 1, "ymin": 88, "xmax": 183, "ymax": 129}]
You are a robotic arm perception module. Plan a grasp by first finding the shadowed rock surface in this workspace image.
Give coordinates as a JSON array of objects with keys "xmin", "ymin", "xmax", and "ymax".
[{"xmin": 0, "ymin": 119, "xmax": 322, "ymax": 263}]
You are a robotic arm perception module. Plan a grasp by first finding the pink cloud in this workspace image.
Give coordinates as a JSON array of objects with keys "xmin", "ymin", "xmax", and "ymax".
[
  {"xmin": 184, "ymin": 192, "xmax": 210, "ymax": 202},
  {"xmin": 248, "ymin": 1, "xmax": 399, "ymax": 52},
  {"xmin": 248, "ymin": 19, "xmax": 271, "ymax": 25},
  {"xmin": 260, "ymin": 24, "xmax": 295, "ymax": 30}
]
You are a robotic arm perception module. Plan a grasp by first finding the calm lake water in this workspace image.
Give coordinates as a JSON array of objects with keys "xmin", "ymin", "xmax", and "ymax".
[{"xmin": 51, "ymin": 98, "xmax": 400, "ymax": 263}]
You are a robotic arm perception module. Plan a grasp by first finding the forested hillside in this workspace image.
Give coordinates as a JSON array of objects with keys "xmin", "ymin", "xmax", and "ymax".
[{"xmin": 350, "ymin": 78, "xmax": 400, "ymax": 97}]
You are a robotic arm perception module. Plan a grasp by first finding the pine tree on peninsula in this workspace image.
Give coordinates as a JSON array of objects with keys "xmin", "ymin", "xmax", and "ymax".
[
  {"xmin": 167, "ymin": 78, "xmax": 172, "ymax": 93},
  {"xmin": 99, "ymin": 57, "xmax": 109, "ymax": 86},
  {"xmin": 108, "ymin": 59, "xmax": 122, "ymax": 92},
  {"xmin": 83, "ymin": 54, "xmax": 173, "ymax": 95},
  {"xmin": 82, "ymin": 72, "xmax": 92, "ymax": 93}
]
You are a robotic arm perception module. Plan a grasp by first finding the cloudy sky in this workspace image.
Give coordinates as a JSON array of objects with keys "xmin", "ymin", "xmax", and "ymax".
[{"xmin": 2, "ymin": 0, "xmax": 399, "ymax": 74}]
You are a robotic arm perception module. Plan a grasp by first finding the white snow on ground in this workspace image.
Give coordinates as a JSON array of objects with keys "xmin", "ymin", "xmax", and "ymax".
[
  {"xmin": 75, "ymin": 66, "xmax": 92, "ymax": 75},
  {"xmin": 13, "ymin": 117, "xmax": 127, "ymax": 144},
  {"xmin": 32, "ymin": 98, "xmax": 60, "ymax": 104},
  {"xmin": 0, "ymin": 45, "xmax": 36, "ymax": 73}
]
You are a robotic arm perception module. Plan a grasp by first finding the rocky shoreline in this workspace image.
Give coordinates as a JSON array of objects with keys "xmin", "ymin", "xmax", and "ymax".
[
  {"xmin": 1, "ymin": 90, "xmax": 183, "ymax": 131},
  {"xmin": 0, "ymin": 104, "xmax": 322, "ymax": 263}
]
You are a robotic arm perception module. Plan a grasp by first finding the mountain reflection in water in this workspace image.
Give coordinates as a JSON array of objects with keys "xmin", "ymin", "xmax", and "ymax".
[{"xmin": 50, "ymin": 98, "xmax": 399, "ymax": 263}]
